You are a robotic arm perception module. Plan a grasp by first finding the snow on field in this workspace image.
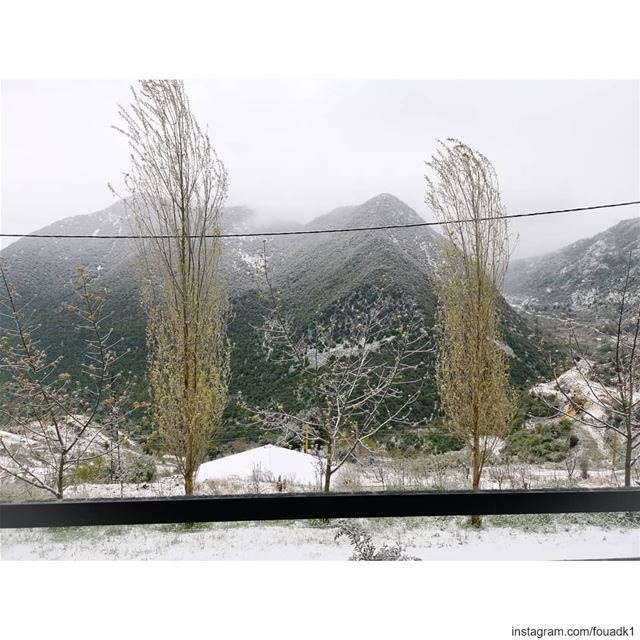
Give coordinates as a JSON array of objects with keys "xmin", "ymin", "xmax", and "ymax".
[
  {"xmin": 1, "ymin": 516, "xmax": 638, "ymax": 561},
  {"xmin": 0, "ymin": 430, "xmax": 37, "ymax": 446},
  {"xmin": 196, "ymin": 445, "xmax": 324, "ymax": 487},
  {"xmin": 64, "ymin": 475, "xmax": 186, "ymax": 499},
  {"xmin": 30, "ymin": 464, "xmax": 630, "ymax": 502}
]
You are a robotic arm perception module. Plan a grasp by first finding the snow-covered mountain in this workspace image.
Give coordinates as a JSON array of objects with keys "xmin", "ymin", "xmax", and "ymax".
[
  {"xmin": 505, "ymin": 217, "xmax": 640, "ymax": 316},
  {"xmin": 0, "ymin": 194, "xmax": 550, "ymax": 413}
]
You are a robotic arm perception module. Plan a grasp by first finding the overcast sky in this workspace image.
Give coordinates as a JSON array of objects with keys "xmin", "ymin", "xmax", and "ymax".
[{"xmin": 1, "ymin": 80, "xmax": 638, "ymax": 257}]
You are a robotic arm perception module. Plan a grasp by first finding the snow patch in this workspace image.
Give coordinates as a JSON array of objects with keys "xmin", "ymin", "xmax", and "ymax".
[
  {"xmin": 237, "ymin": 250, "xmax": 263, "ymax": 271},
  {"xmin": 196, "ymin": 445, "xmax": 325, "ymax": 487}
]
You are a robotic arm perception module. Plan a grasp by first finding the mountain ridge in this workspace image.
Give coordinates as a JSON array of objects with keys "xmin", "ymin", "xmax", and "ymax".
[
  {"xmin": 0, "ymin": 194, "xmax": 552, "ymax": 446},
  {"xmin": 505, "ymin": 216, "xmax": 640, "ymax": 315}
]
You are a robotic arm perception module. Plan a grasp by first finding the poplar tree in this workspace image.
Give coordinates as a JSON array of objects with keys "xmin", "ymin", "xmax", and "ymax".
[
  {"xmin": 113, "ymin": 80, "xmax": 231, "ymax": 495},
  {"xmin": 426, "ymin": 139, "xmax": 514, "ymax": 519}
]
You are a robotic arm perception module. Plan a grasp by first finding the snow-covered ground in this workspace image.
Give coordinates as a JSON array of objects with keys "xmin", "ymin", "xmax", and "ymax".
[
  {"xmin": 2, "ymin": 456, "xmax": 632, "ymax": 503},
  {"xmin": 1, "ymin": 515, "xmax": 638, "ymax": 561}
]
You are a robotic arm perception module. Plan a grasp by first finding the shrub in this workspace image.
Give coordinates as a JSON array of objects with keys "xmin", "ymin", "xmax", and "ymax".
[
  {"xmin": 70, "ymin": 457, "xmax": 106, "ymax": 484},
  {"xmin": 384, "ymin": 423, "xmax": 464, "ymax": 455},
  {"xmin": 579, "ymin": 456, "xmax": 589, "ymax": 479},
  {"xmin": 510, "ymin": 391, "xmax": 558, "ymax": 432},
  {"xmin": 120, "ymin": 454, "xmax": 157, "ymax": 483},
  {"xmin": 506, "ymin": 420, "xmax": 574, "ymax": 463},
  {"xmin": 334, "ymin": 520, "xmax": 420, "ymax": 561}
]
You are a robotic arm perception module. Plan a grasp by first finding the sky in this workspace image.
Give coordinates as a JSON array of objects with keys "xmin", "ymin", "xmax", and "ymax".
[{"xmin": 1, "ymin": 79, "xmax": 638, "ymax": 257}]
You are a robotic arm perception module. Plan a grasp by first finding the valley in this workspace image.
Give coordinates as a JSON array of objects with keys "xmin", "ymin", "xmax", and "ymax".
[{"xmin": 1, "ymin": 194, "xmax": 639, "ymax": 508}]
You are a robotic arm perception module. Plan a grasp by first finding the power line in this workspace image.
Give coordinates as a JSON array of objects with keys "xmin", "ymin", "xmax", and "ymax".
[{"xmin": 1, "ymin": 199, "xmax": 639, "ymax": 241}]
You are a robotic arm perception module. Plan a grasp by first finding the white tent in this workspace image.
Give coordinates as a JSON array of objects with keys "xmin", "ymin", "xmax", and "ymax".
[{"xmin": 195, "ymin": 444, "xmax": 324, "ymax": 487}]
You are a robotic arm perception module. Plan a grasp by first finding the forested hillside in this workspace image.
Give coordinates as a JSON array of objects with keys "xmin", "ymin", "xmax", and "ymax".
[{"xmin": 0, "ymin": 193, "xmax": 552, "ymax": 452}]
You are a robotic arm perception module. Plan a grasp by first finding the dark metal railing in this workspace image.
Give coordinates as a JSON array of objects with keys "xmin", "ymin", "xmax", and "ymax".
[{"xmin": 1, "ymin": 487, "xmax": 639, "ymax": 529}]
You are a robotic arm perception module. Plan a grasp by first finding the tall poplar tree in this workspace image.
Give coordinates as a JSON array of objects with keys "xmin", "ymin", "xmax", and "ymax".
[
  {"xmin": 426, "ymin": 139, "xmax": 514, "ymax": 520},
  {"xmin": 114, "ymin": 80, "xmax": 231, "ymax": 495}
]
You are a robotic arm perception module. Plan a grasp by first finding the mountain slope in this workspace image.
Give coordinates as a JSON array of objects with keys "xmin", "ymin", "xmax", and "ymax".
[
  {"xmin": 505, "ymin": 217, "xmax": 640, "ymax": 316},
  {"xmin": 1, "ymin": 194, "xmax": 551, "ymax": 446},
  {"xmin": 276, "ymin": 194, "xmax": 442, "ymax": 327}
]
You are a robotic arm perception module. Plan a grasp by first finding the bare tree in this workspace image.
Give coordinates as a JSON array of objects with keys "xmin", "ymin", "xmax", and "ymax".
[
  {"xmin": 0, "ymin": 265, "xmax": 134, "ymax": 499},
  {"xmin": 425, "ymin": 139, "xmax": 514, "ymax": 517},
  {"xmin": 564, "ymin": 450, "xmax": 577, "ymax": 484},
  {"xmin": 487, "ymin": 456, "xmax": 513, "ymax": 490},
  {"xmin": 113, "ymin": 80, "xmax": 231, "ymax": 495},
  {"xmin": 538, "ymin": 253, "xmax": 639, "ymax": 486},
  {"xmin": 245, "ymin": 245, "xmax": 431, "ymax": 492}
]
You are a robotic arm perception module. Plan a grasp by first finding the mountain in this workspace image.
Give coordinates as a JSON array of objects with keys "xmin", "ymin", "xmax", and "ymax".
[
  {"xmin": 1, "ymin": 194, "xmax": 551, "ymax": 449},
  {"xmin": 272, "ymin": 194, "xmax": 443, "ymax": 327},
  {"xmin": 505, "ymin": 217, "xmax": 640, "ymax": 317}
]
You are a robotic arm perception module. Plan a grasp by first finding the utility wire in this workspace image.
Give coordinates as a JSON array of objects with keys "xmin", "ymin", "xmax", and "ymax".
[{"xmin": 1, "ymin": 200, "xmax": 639, "ymax": 240}]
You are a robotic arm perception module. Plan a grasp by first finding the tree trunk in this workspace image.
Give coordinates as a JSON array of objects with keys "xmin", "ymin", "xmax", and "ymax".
[
  {"xmin": 185, "ymin": 472, "xmax": 194, "ymax": 496},
  {"xmin": 470, "ymin": 436, "xmax": 482, "ymax": 527},
  {"xmin": 319, "ymin": 453, "xmax": 333, "ymax": 524},
  {"xmin": 184, "ymin": 440, "xmax": 195, "ymax": 495},
  {"xmin": 323, "ymin": 442, "xmax": 333, "ymax": 492},
  {"xmin": 180, "ymin": 206, "xmax": 193, "ymax": 498},
  {"xmin": 323, "ymin": 457, "xmax": 332, "ymax": 493},
  {"xmin": 117, "ymin": 440, "xmax": 123, "ymax": 499},
  {"xmin": 624, "ymin": 428, "xmax": 632, "ymax": 488},
  {"xmin": 56, "ymin": 455, "xmax": 65, "ymax": 499},
  {"xmin": 471, "ymin": 435, "xmax": 482, "ymax": 491}
]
